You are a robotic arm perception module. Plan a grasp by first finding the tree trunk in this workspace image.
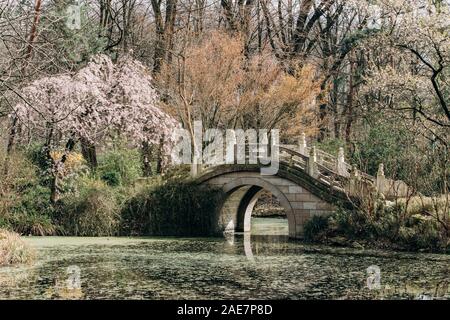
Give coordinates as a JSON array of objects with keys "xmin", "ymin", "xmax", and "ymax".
[
  {"xmin": 2, "ymin": 116, "xmax": 18, "ymax": 176},
  {"xmin": 151, "ymin": 0, "xmax": 177, "ymax": 73},
  {"xmin": 80, "ymin": 138, "xmax": 98, "ymax": 170},
  {"xmin": 4, "ymin": 0, "xmax": 42, "ymax": 175},
  {"xmin": 317, "ymin": 81, "xmax": 329, "ymax": 142},
  {"xmin": 49, "ymin": 138, "xmax": 76, "ymax": 204},
  {"xmin": 141, "ymin": 141, "xmax": 153, "ymax": 177},
  {"xmin": 331, "ymin": 78, "xmax": 340, "ymax": 139},
  {"xmin": 344, "ymin": 55, "xmax": 355, "ymax": 143},
  {"xmin": 155, "ymin": 137, "xmax": 164, "ymax": 174}
]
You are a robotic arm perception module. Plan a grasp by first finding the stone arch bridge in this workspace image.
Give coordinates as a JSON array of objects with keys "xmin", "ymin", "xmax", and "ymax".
[{"xmin": 196, "ymin": 136, "xmax": 409, "ymax": 239}]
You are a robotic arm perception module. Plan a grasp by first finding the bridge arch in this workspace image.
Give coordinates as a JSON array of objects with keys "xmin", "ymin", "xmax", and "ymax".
[
  {"xmin": 221, "ymin": 177, "xmax": 295, "ymax": 237},
  {"xmin": 199, "ymin": 165, "xmax": 348, "ymax": 239}
]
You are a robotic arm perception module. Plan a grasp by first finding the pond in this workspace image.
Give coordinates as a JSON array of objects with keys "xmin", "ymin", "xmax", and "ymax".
[{"xmin": 0, "ymin": 218, "xmax": 449, "ymax": 300}]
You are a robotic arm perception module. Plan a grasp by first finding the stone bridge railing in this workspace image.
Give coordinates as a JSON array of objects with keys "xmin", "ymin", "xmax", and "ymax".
[
  {"xmin": 280, "ymin": 133, "xmax": 410, "ymax": 199},
  {"xmin": 196, "ymin": 133, "xmax": 410, "ymax": 200}
]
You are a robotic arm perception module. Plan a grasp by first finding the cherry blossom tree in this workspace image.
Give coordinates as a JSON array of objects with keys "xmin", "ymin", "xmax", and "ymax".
[{"xmin": 13, "ymin": 54, "xmax": 178, "ymax": 202}]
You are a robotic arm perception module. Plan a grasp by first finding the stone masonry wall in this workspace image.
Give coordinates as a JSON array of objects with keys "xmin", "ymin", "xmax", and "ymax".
[{"xmin": 205, "ymin": 171, "xmax": 336, "ymax": 238}]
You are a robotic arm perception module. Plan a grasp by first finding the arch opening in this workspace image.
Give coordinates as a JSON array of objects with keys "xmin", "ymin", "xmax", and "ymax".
[
  {"xmin": 250, "ymin": 190, "xmax": 288, "ymax": 236},
  {"xmin": 218, "ymin": 177, "xmax": 294, "ymax": 237}
]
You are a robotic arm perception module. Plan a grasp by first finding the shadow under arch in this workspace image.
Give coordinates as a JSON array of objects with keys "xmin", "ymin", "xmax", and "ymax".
[{"xmin": 219, "ymin": 177, "xmax": 295, "ymax": 238}]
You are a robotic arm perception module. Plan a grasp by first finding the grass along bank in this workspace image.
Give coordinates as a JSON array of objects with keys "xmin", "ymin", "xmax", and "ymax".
[
  {"xmin": 0, "ymin": 229, "xmax": 35, "ymax": 266},
  {"xmin": 303, "ymin": 195, "xmax": 449, "ymax": 253},
  {"xmin": 0, "ymin": 146, "xmax": 225, "ymax": 237}
]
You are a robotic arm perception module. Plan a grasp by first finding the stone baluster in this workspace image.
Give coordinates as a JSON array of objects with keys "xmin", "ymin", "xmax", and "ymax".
[
  {"xmin": 288, "ymin": 153, "xmax": 294, "ymax": 166},
  {"xmin": 351, "ymin": 165, "xmax": 359, "ymax": 178},
  {"xmin": 191, "ymin": 155, "xmax": 203, "ymax": 177},
  {"xmin": 348, "ymin": 165, "xmax": 360, "ymax": 196},
  {"xmin": 191, "ymin": 142, "xmax": 204, "ymax": 178},
  {"xmin": 298, "ymin": 132, "xmax": 307, "ymax": 155},
  {"xmin": 307, "ymin": 146, "xmax": 318, "ymax": 178},
  {"xmin": 336, "ymin": 147, "xmax": 349, "ymax": 177},
  {"xmin": 190, "ymin": 161, "xmax": 198, "ymax": 177},
  {"xmin": 376, "ymin": 163, "xmax": 386, "ymax": 195}
]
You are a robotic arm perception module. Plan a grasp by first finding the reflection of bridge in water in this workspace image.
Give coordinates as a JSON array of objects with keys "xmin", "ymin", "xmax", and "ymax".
[
  {"xmin": 223, "ymin": 232, "xmax": 291, "ymax": 262},
  {"xmin": 197, "ymin": 135, "xmax": 410, "ymax": 239}
]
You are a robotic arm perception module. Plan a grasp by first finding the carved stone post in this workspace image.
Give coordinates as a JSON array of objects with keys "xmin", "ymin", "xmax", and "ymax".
[
  {"xmin": 307, "ymin": 146, "xmax": 318, "ymax": 178},
  {"xmin": 191, "ymin": 148, "xmax": 203, "ymax": 178},
  {"xmin": 191, "ymin": 157, "xmax": 202, "ymax": 177},
  {"xmin": 336, "ymin": 147, "xmax": 349, "ymax": 177},
  {"xmin": 298, "ymin": 132, "xmax": 307, "ymax": 155},
  {"xmin": 376, "ymin": 163, "xmax": 386, "ymax": 195},
  {"xmin": 190, "ymin": 162, "xmax": 197, "ymax": 177},
  {"xmin": 191, "ymin": 120, "xmax": 203, "ymax": 177},
  {"xmin": 348, "ymin": 165, "xmax": 360, "ymax": 197}
]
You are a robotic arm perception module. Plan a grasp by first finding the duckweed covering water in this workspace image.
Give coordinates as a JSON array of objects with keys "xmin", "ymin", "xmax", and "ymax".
[{"xmin": 0, "ymin": 219, "xmax": 448, "ymax": 300}]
